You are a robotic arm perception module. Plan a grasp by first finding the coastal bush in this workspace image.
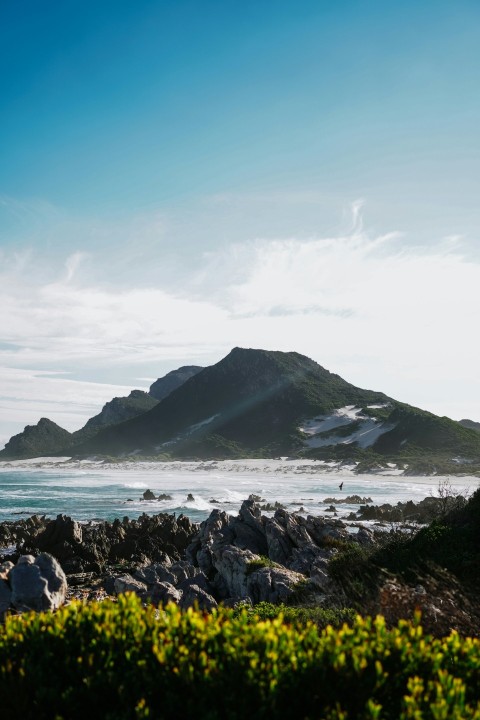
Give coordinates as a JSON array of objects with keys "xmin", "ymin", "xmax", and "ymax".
[
  {"xmin": 232, "ymin": 600, "xmax": 356, "ymax": 630},
  {"xmin": 246, "ymin": 555, "xmax": 280, "ymax": 574},
  {"xmin": 1, "ymin": 594, "xmax": 480, "ymax": 719}
]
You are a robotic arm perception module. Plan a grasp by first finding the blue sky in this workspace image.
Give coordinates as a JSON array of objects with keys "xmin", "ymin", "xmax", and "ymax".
[{"xmin": 0, "ymin": 0, "xmax": 479, "ymax": 447}]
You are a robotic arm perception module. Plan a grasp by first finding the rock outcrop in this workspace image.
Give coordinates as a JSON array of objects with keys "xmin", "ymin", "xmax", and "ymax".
[
  {"xmin": 0, "ymin": 512, "xmax": 198, "ymax": 575},
  {"xmin": 0, "ymin": 553, "xmax": 67, "ymax": 616},
  {"xmin": 0, "ymin": 499, "xmax": 379, "ymax": 613}
]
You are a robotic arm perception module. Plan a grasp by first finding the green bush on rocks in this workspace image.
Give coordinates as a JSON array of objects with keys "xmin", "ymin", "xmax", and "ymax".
[{"xmin": 1, "ymin": 594, "xmax": 480, "ymax": 719}]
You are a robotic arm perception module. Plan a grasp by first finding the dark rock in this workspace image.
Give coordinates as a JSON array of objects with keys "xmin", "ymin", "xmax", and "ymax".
[
  {"xmin": 179, "ymin": 584, "xmax": 217, "ymax": 611},
  {"xmin": 355, "ymin": 527, "xmax": 376, "ymax": 545},
  {"xmin": 178, "ymin": 571, "xmax": 211, "ymax": 594},
  {"xmin": 170, "ymin": 560, "xmax": 198, "ymax": 585},
  {"xmin": 0, "ymin": 579, "xmax": 12, "ymax": 614},
  {"xmin": 264, "ymin": 518, "xmax": 293, "ymax": 565},
  {"xmin": 148, "ymin": 581, "xmax": 182, "ymax": 606},
  {"xmin": 142, "ymin": 490, "xmax": 156, "ymax": 501}
]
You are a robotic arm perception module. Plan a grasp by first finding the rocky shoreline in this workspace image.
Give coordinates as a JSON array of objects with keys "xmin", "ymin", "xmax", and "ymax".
[
  {"xmin": 0, "ymin": 496, "xmax": 376, "ymax": 614},
  {"xmin": 1, "ymin": 492, "xmax": 477, "ymax": 635}
]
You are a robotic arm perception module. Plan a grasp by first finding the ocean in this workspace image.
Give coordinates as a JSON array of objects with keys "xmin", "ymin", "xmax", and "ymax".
[{"xmin": 0, "ymin": 457, "xmax": 478, "ymax": 525}]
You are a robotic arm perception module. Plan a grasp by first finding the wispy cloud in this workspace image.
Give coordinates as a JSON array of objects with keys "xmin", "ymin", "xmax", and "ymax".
[{"xmin": 1, "ymin": 201, "xmax": 479, "ymax": 448}]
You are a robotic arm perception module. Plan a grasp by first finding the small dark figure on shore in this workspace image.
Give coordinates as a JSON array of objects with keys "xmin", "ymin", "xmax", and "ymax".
[{"xmin": 339, "ymin": 482, "xmax": 344, "ymax": 491}]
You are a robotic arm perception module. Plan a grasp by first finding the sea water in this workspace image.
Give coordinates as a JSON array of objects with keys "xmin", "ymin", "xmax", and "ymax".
[{"xmin": 0, "ymin": 458, "xmax": 478, "ymax": 525}]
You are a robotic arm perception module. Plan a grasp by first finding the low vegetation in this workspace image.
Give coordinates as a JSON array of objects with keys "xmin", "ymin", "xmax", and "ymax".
[{"xmin": 2, "ymin": 595, "xmax": 480, "ymax": 719}]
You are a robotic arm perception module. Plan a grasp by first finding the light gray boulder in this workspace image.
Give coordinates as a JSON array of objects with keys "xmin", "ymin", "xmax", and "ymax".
[
  {"xmin": 113, "ymin": 574, "xmax": 148, "ymax": 597},
  {"xmin": 10, "ymin": 553, "xmax": 67, "ymax": 612},
  {"xmin": 246, "ymin": 566, "xmax": 304, "ymax": 604},
  {"xmin": 212, "ymin": 544, "xmax": 257, "ymax": 598}
]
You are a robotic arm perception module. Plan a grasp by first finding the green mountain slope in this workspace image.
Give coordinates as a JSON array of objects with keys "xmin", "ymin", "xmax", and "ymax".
[
  {"xmin": 149, "ymin": 366, "xmax": 203, "ymax": 401},
  {"xmin": 72, "ymin": 390, "xmax": 158, "ymax": 444},
  {"xmin": 72, "ymin": 347, "xmax": 389, "ymax": 457},
  {"xmin": 4, "ymin": 348, "xmax": 480, "ymax": 465},
  {"xmin": 0, "ymin": 418, "xmax": 72, "ymax": 459},
  {"xmin": 460, "ymin": 419, "xmax": 480, "ymax": 433}
]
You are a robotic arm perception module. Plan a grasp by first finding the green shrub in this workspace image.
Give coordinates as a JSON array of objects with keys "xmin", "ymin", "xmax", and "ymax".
[
  {"xmin": 1, "ymin": 594, "xmax": 480, "ymax": 719},
  {"xmin": 233, "ymin": 600, "xmax": 356, "ymax": 630},
  {"xmin": 246, "ymin": 555, "xmax": 281, "ymax": 574}
]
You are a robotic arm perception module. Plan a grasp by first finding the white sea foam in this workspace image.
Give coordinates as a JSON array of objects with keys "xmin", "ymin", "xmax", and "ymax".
[{"xmin": 0, "ymin": 459, "xmax": 478, "ymax": 525}]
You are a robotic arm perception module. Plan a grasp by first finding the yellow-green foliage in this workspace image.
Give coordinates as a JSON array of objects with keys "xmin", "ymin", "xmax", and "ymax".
[{"xmin": 1, "ymin": 594, "xmax": 480, "ymax": 719}]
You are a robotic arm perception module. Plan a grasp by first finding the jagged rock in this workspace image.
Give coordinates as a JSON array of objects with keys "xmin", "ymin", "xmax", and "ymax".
[
  {"xmin": 179, "ymin": 584, "xmax": 217, "ymax": 611},
  {"xmin": 148, "ymin": 581, "xmax": 183, "ymax": 606},
  {"xmin": 355, "ymin": 527, "xmax": 376, "ymax": 545},
  {"xmin": 239, "ymin": 498, "xmax": 265, "ymax": 535},
  {"xmin": 14, "ymin": 512, "xmax": 198, "ymax": 573},
  {"xmin": 228, "ymin": 498, "xmax": 268, "ymax": 555},
  {"xmin": 196, "ymin": 546, "xmax": 215, "ymax": 577},
  {"xmin": 185, "ymin": 509, "xmax": 231, "ymax": 565},
  {"xmin": 304, "ymin": 515, "xmax": 349, "ymax": 544},
  {"xmin": 10, "ymin": 553, "xmax": 67, "ymax": 612},
  {"xmin": 142, "ymin": 490, "xmax": 156, "ymax": 501},
  {"xmin": 246, "ymin": 566, "xmax": 304, "ymax": 604},
  {"xmin": 113, "ymin": 574, "xmax": 148, "ymax": 596},
  {"xmin": 232, "ymin": 521, "xmax": 268, "ymax": 555},
  {"xmin": 212, "ymin": 544, "xmax": 257, "ymax": 598},
  {"xmin": 283, "ymin": 512, "xmax": 316, "ymax": 549},
  {"xmin": 134, "ymin": 562, "xmax": 176, "ymax": 587},
  {"xmin": 35, "ymin": 553, "xmax": 68, "ymax": 608},
  {"xmin": 259, "ymin": 502, "xmax": 286, "ymax": 511},
  {"xmin": 178, "ymin": 571, "xmax": 211, "ymax": 594},
  {"xmin": 264, "ymin": 518, "xmax": 293, "ymax": 565},
  {"xmin": 170, "ymin": 560, "xmax": 199, "ymax": 585},
  {"xmin": 309, "ymin": 554, "xmax": 335, "ymax": 590},
  {"xmin": 37, "ymin": 515, "xmax": 83, "ymax": 551},
  {"xmin": 287, "ymin": 546, "xmax": 326, "ymax": 575}
]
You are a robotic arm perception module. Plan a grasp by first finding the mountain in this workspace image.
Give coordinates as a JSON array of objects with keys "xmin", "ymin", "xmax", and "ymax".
[
  {"xmin": 71, "ymin": 347, "xmax": 392, "ymax": 457},
  {"xmin": 149, "ymin": 366, "xmax": 203, "ymax": 401},
  {"xmin": 3, "ymin": 349, "xmax": 480, "ymax": 467},
  {"xmin": 459, "ymin": 419, "xmax": 480, "ymax": 433},
  {"xmin": 0, "ymin": 366, "xmax": 200, "ymax": 459},
  {"xmin": 0, "ymin": 418, "xmax": 72, "ymax": 460},
  {"xmin": 72, "ymin": 390, "xmax": 158, "ymax": 443}
]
